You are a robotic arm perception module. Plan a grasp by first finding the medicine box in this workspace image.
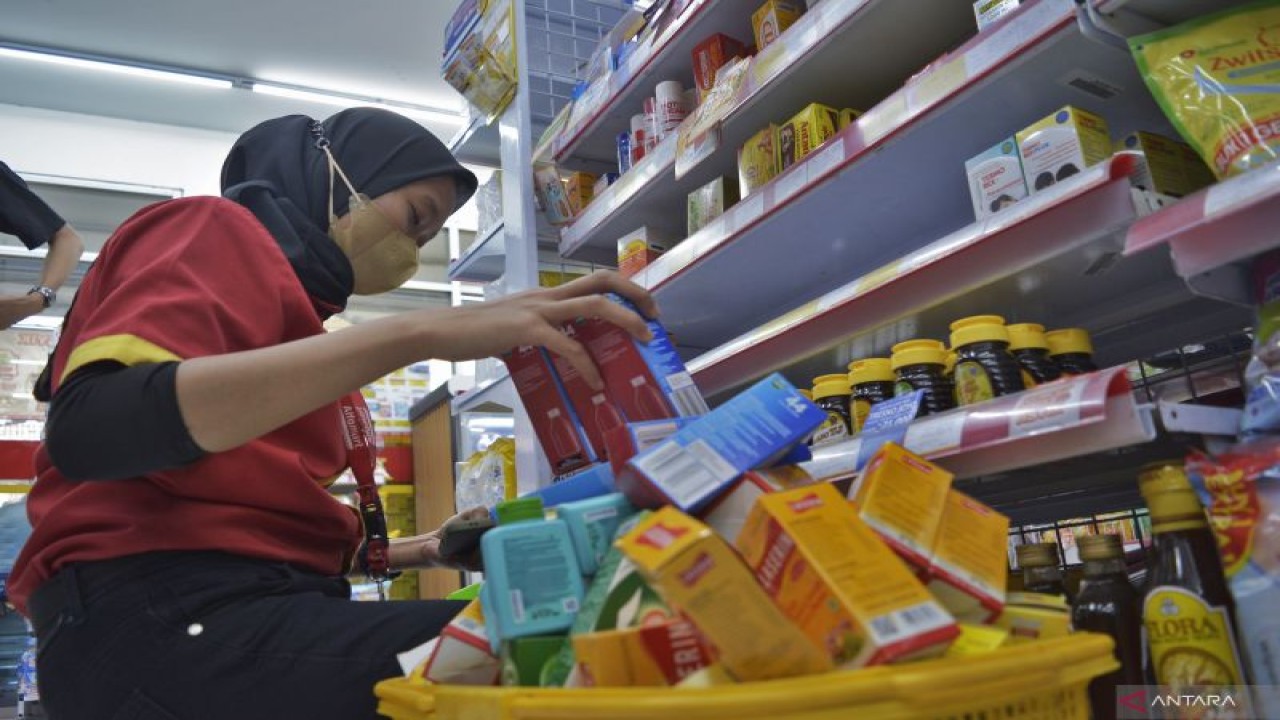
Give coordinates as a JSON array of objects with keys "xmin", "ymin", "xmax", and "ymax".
[
  {"xmin": 1116, "ymin": 130, "xmax": 1215, "ymax": 198},
  {"xmin": 973, "ymin": 0, "xmax": 1022, "ymax": 30},
  {"xmin": 965, "ymin": 136, "xmax": 1029, "ymax": 220},
  {"xmin": 738, "ymin": 483, "xmax": 959, "ymax": 667},
  {"xmin": 687, "ymin": 175, "xmax": 740, "ymax": 235},
  {"xmin": 926, "ymin": 489, "xmax": 1009, "ymax": 623},
  {"xmin": 563, "ymin": 172, "xmax": 596, "ymax": 216},
  {"xmin": 701, "ymin": 465, "xmax": 815, "ymax": 543},
  {"xmin": 854, "ymin": 442, "xmax": 953, "ymax": 573},
  {"xmin": 691, "ymin": 33, "xmax": 746, "ymax": 102},
  {"xmin": 617, "ymin": 507, "xmax": 832, "ymax": 681},
  {"xmin": 1015, "ymin": 105, "xmax": 1111, "ymax": 195},
  {"xmin": 502, "ymin": 345, "xmax": 597, "ymax": 476},
  {"xmin": 752, "ymin": 0, "xmax": 805, "ymax": 51},
  {"xmin": 616, "ymin": 373, "xmax": 824, "ymax": 512},
  {"xmin": 547, "ymin": 347, "xmax": 627, "ymax": 462},
  {"xmin": 778, "ymin": 103, "xmax": 839, "ymax": 172},
  {"xmin": 572, "ymin": 618, "xmax": 712, "ymax": 687},
  {"xmin": 738, "ymin": 124, "xmax": 779, "ymax": 196},
  {"xmin": 616, "ymin": 226, "xmax": 669, "ymax": 279}
]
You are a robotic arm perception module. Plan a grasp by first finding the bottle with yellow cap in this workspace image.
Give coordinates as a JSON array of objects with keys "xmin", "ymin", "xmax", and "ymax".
[
  {"xmin": 949, "ymin": 315, "xmax": 1026, "ymax": 406},
  {"xmin": 809, "ymin": 373, "xmax": 853, "ymax": 446},
  {"xmin": 1139, "ymin": 461, "xmax": 1249, "ymax": 690},
  {"xmin": 1007, "ymin": 322, "xmax": 1062, "ymax": 386},
  {"xmin": 847, "ymin": 358, "xmax": 894, "ymax": 432},
  {"xmin": 1015, "ymin": 542, "xmax": 1071, "ymax": 601},
  {"xmin": 891, "ymin": 339, "xmax": 956, "ymax": 416},
  {"xmin": 1072, "ymin": 534, "xmax": 1145, "ymax": 720},
  {"xmin": 1046, "ymin": 328, "xmax": 1099, "ymax": 376}
]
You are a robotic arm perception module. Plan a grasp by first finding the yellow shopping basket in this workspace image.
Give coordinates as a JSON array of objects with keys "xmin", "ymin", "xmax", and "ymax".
[{"xmin": 375, "ymin": 634, "xmax": 1116, "ymax": 720}]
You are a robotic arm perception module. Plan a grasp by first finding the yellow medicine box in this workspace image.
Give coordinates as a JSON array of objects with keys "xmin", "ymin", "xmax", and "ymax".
[
  {"xmin": 1016, "ymin": 105, "xmax": 1112, "ymax": 194},
  {"xmin": 617, "ymin": 507, "xmax": 832, "ymax": 682},
  {"xmin": 778, "ymin": 103, "xmax": 840, "ymax": 171},
  {"xmin": 854, "ymin": 442, "xmax": 954, "ymax": 574},
  {"xmin": 926, "ymin": 490, "xmax": 1010, "ymax": 624},
  {"xmin": 738, "ymin": 483, "xmax": 959, "ymax": 668},
  {"xmin": 751, "ymin": 0, "xmax": 804, "ymax": 51},
  {"xmin": 1116, "ymin": 130, "xmax": 1215, "ymax": 198},
  {"xmin": 738, "ymin": 124, "xmax": 779, "ymax": 197}
]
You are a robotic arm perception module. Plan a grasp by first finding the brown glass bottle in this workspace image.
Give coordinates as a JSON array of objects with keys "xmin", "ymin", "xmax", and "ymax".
[
  {"xmin": 847, "ymin": 358, "xmax": 894, "ymax": 433},
  {"xmin": 1008, "ymin": 322, "xmax": 1063, "ymax": 385},
  {"xmin": 890, "ymin": 339, "xmax": 956, "ymax": 416},
  {"xmin": 810, "ymin": 374, "xmax": 852, "ymax": 446},
  {"xmin": 1046, "ymin": 328, "xmax": 1099, "ymax": 376},
  {"xmin": 1016, "ymin": 542, "xmax": 1072, "ymax": 603},
  {"xmin": 1139, "ymin": 463, "xmax": 1248, "ymax": 691},
  {"xmin": 1072, "ymin": 534, "xmax": 1145, "ymax": 720},
  {"xmin": 949, "ymin": 315, "xmax": 1027, "ymax": 405}
]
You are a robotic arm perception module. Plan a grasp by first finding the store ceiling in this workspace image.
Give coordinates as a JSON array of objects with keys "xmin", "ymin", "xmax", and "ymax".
[{"xmin": 0, "ymin": 0, "xmax": 467, "ymax": 138}]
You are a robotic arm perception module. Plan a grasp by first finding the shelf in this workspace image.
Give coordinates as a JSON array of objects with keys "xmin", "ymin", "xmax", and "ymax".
[
  {"xmin": 449, "ymin": 114, "xmax": 502, "ymax": 166},
  {"xmin": 546, "ymin": 0, "xmax": 763, "ymax": 166},
  {"xmin": 1125, "ymin": 159, "xmax": 1280, "ymax": 304},
  {"xmin": 557, "ymin": 0, "xmax": 976, "ymax": 262},
  {"xmin": 565, "ymin": 0, "xmax": 1193, "ymax": 350},
  {"xmin": 798, "ymin": 367, "xmax": 1156, "ymax": 483},
  {"xmin": 450, "ymin": 372, "xmax": 515, "ymax": 416},
  {"xmin": 448, "ymin": 223, "xmax": 507, "ymax": 283}
]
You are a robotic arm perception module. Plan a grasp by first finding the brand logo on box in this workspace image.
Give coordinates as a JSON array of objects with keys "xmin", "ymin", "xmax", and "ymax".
[
  {"xmin": 787, "ymin": 492, "xmax": 824, "ymax": 514},
  {"xmin": 678, "ymin": 552, "xmax": 716, "ymax": 587},
  {"xmin": 636, "ymin": 522, "xmax": 689, "ymax": 551}
]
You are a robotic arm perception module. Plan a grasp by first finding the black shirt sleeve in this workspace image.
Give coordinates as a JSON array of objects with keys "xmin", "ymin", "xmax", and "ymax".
[
  {"xmin": 0, "ymin": 161, "xmax": 66, "ymax": 249},
  {"xmin": 45, "ymin": 361, "xmax": 207, "ymax": 481}
]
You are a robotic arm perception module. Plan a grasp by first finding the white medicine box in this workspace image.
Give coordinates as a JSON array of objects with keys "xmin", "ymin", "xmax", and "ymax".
[{"xmin": 964, "ymin": 137, "xmax": 1028, "ymax": 221}]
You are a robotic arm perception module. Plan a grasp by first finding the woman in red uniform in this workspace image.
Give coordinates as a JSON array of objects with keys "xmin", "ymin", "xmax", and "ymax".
[{"xmin": 9, "ymin": 108, "xmax": 656, "ymax": 720}]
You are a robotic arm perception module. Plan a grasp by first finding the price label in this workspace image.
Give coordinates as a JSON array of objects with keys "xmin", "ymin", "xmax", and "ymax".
[
  {"xmin": 854, "ymin": 260, "xmax": 904, "ymax": 295},
  {"xmin": 904, "ymin": 411, "xmax": 966, "ymax": 456},
  {"xmin": 855, "ymin": 391, "xmax": 923, "ymax": 470},
  {"xmin": 807, "ymin": 138, "xmax": 846, "ymax": 181},
  {"xmin": 859, "ymin": 94, "xmax": 908, "ymax": 146},
  {"xmin": 733, "ymin": 192, "xmax": 766, "ymax": 231},
  {"xmin": 1008, "ymin": 380, "xmax": 1088, "ymax": 438},
  {"xmin": 1205, "ymin": 159, "xmax": 1280, "ymax": 217},
  {"xmin": 906, "ymin": 58, "xmax": 968, "ymax": 114},
  {"xmin": 774, "ymin": 165, "xmax": 809, "ymax": 205}
]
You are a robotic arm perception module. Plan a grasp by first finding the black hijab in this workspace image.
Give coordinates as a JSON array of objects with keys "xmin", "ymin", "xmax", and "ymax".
[{"xmin": 221, "ymin": 107, "xmax": 478, "ymax": 316}]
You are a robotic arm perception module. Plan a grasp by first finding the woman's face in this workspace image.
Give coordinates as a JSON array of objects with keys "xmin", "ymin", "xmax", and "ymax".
[{"xmin": 334, "ymin": 175, "xmax": 458, "ymax": 248}]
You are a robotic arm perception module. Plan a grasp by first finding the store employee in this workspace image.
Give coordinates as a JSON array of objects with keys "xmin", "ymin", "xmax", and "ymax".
[
  {"xmin": 0, "ymin": 161, "xmax": 86, "ymax": 329},
  {"xmin": 7, "ymin": 108, "xmax": 657, "ymax": 720}
]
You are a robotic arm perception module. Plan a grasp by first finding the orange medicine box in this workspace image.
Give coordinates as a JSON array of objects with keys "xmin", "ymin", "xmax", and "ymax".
[
  {"xmin": 691, "ymin": 33, "xmax": 746, "ymax": 102},
  {"xmin": 737, "ymin": 483, "xmax": 958, "ymax": 667},
  {"xmin": 738, "ymin": 124, "xmax": 779, "ymax": 196},
  {"xmin": 854, "ymin": 443, "xmax": 953, "ymax": 573},
  {"xmin": 616, "ymin": 226, "xmax": 670, "ymax": 279},
  {"xmin": 751, "ymin": 0, "xmax": 804, "ymax": 51},
  {"xmin": 563, "ymin": 172, "xmax": 596, "ymax": 216},
  {"xmin": 778, "ymin": 103, "xmax": 839, "ymax": 172},
  {"xmin": 617, "ymin": 507, "xmax": 832, "ymax": 681},
  {"xmin": 572, "ymin": 617, "xmax": 713, "ymax": 687},
  {"xmin": 926, "ymin": 490, "xmax": 1010, "ymax": 623}
]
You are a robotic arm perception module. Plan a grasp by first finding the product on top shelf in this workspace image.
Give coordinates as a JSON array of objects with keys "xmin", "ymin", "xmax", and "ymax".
[
  {"xmin": 1188, "ymin": 443, "xmax": 1280, "ymax": 718},
  {"xmin": 687, "ymin": 175, "xmax": 740, "ymax": 235},
  {"xmin": 616, "ymin": 226, "xmax": 670, "ymax": 279},
  {"xmin": 1015, "ymin": 105, "xmax": 1111, "ymax": 194},
  {"xmin": 573, "ymin": 617, "xmax": 713, "ymax": 687},
  {"xmin": 778, "ymin": 103, "xmax": 839, "ymax": 172},
  {"xmin": 1045, "ymin": 328, "xmax": 1099, "ymax": 376},
  {"xmin": 738, "ymin": 483, "xmax": 960, "ymax": 667},
  {"xmin": 738, "ymin": 124, "xmax": 780, "ymax": 196},
  {"xmin": 563, "ymin": 172, "xmax": 597, "ymax": 216},
  {"xmin": 838, "ymin": 108, "xmax": 862, "ymax": 130},
  {"xmin": 1130, "ymin": 1, "xmax": 1280, "ymax": 179},
  {"xmin": 1071, "ymin": 533, "xmax": 1145, "ymax": 720},
  {"xmin": 615, "ymin": 373, "xmax": 824, "ymax": 512},
  {"xmin": 642, "ymin": 97, "xmax": 658, "ymax": 153},
  {"xmin": 618, "ymin": 507, "xmax": 833, "ymax": 681},
  {"xmin": 654, "ymin": 80, "xmax": 690, "ymax": 141},
  {"xmin": 691, "ymin": 33, "xmax": 747, "ymax": 102},
  {"xmin": 949, "ymin": 314, "xmax": 1026, "ymax": 406},
  {"xmin": 572, "ymin": 294, "xmax": 709, "ymax": 427},
  {"xmin": 592, "ymin": 172, "xmax": 620, "ymax": 199},
  {"xmin": 751, "ymin": 0, "xmax": 805, "ymax": 51},
  {"xmin": 965, "ymin": 136, "xmax": 1029, "ymax": 220},
  {"xmin": 1007, "ymin": 322, "xmax": 1062, "ymax": 386},
  {"xmin": 891, "ymin": 339, "xmax": 957, "ymax": 416},
  {"xmin": 481, "ymin": 497, "xmax": 586, "ymax": 651},
  {"xmin": 502, "ymin": 345, "xmax": 597, "ymax": 476},
  {"xmin": 1116, "ymin": 130, "xmax": 1216, "ymax": 198},
  {"xmin": 973, "ymin": 0, "xmax": 1022, "ymax": 30},
  {"xmin": 810, "ymin": 373, "xmax": 853, "ymax": 447},
  {"xmin": 1139, "ymin": 460, "xmax": 1249, "ymax": 689},
  {"xmin": 701, "ymin": 465, "xmax": 815, "ymax": 543},
  {"xmin": 848, "ymin": 358, "xmax": 895, "ymax": 433},
  {"xmin": 617, "ymin": 130, "xmax": 633, "ymax": 174},
  {"xmin": 853, "ymin": 443, "xmax": 954, "ymax": 574},
  {"xmin": 926, "ymin": 490, "xmax": 1010, "ymax": 624},
  {"xmin": 629, "ymin": 114, "xmax": 648, "ymax": 166}
]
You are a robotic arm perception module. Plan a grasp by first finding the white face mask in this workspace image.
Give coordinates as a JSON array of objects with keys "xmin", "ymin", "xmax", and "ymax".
[{"xmin": 324, "ymin": 152, "xmax": 420, "ymax": 295}]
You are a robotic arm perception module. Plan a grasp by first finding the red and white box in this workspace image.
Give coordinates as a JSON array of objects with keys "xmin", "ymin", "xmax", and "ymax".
[{"xmin": 502, "ymin": 344, "xmax": 597, "ymax": 476}]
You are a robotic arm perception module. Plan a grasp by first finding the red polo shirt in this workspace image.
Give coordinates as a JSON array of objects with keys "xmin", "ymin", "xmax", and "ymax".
[{"xmin": 8, "ymin": 197, "xmax": 361, "ymax": 615}]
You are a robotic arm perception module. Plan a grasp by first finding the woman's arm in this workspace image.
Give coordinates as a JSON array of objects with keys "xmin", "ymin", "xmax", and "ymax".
[
  {"xmin": 39, "ymin": 224, "xmax": 85, "ymax": 292},
  {"xmin": 179, "ymin": 272, "xmax": 658, "ymax": 453}
]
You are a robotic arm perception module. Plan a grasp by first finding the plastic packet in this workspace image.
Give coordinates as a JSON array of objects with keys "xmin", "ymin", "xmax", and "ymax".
[
  {"xmin": 455, "ymin": 438, "xmax": 516, "ymax": 513},
  {"xmin": 1130, "ymin": 1, "xmax": 1280, "ymax": 179}
]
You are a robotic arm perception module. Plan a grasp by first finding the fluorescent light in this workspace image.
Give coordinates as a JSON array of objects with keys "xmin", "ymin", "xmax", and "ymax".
[
  {"xmin": 252, "ymin": 82, "xmax": 464, "ymax": 125},
  {"xmin": 0, "ymin": 46, "xmax": 232, "ymax": 89}
]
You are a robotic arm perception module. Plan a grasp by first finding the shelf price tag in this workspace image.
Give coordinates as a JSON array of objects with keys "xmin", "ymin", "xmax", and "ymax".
[
  {"xmin": 859, "ymin": 94, "xmax": 908, "ymax": 146},
  {"xmin": 906, "ymin": 58, "xmax": 968, "ymax": 115},
  {"xmin": 1205, "ymin": 159, "xmax": 1280, "ymax": 218},
  {"xmin": 904, "ymin": 411, "xmax": 965, "ymax": 456},
  {"xmin": 855, "ymin": 390, "xmax": 923, "ymax": 471},
  {"xmin": 774, "ymin": 164, "xmax": 809, "ymax": 205},
  {"xmin": 1007, "ymin": 379, "xmax": 1089, "ymax": 438},
  {"xmin": 807, "ymin": 138, "xmax": 846, "ymax": 182},
  {"xmin": 732, "ymin": 192, "xmax": 766, "ymax": 231}
]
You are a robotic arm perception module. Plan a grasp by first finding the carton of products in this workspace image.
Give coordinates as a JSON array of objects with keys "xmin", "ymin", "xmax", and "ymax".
[
  {"xmin": 701, "ymin": 465, "xmax": 815, "ymax": 543},
  {"xmin": 616, "ymin": 373, "xmax": 825, "ymax": 512},
  {"xmin": 691, "ymin": 33, "xmax": 747, "ymax": 102},
  {"xmin": 547, "ymin": 347, "xmax": 627, "ymax": 462},
  {"xmin": 563, "ymin": 172, "xmax": 597, "ymax": 216},
  {"xmin": 616, "ymin": 226, "xmax": 670, "ymax": 279},
  {"xmin": 571, "ymin": 294, "xmax": 709, "ymax": 425},
  {"xmin": 573, "ymin": 618, "xmax": 713, "ymax": 687},
  {"xmin": 1116, "ymin": 130, "xmax": 1215, "ymax": 198},
  {"xmin": 839, "ymin": 108, "xmax": 862, "ymax": 130},
  {"xmin": 926, "ymin": 490, "xmax": 1009, "ymax": 623},
  {"xmin": 973, "ymin": 0, "xmax": 1021, "ymax": 30},
  {"xmin": 501, "ymin": 345, "xmax": 597, "ymax": 476},
  {"xmin": 603, "ymin": 418, "xmax": 695, "ymax": 475},
  {"xmin": 738, "ymin": 483, "xmax": 959, "ymax": 667},
  {"xmin": 738, "ymin": 125, "xmax": 779, "ymax": 196},
  {"xmin": 421, "ymin": 599, "xmax": 501, "ymax": 685},
  {"xmin": 1015, "ymin": 105, "xmax": 1112, "ymax": 195},
  {"xmin": 617, "ymin": 507, "xmax": 833, "ymax": 681},
  {"xmin": 687, "ymin": 175, "xmax": 740, "ymax": 235},
  {"xmin": 752, "ymin": 0, "xmax": 805, "ymax": 51},
  {"xmin": 778, "ymin": 103, "xmax": 839, "ymax": 171},
  {"xmin": 965, "ymin": 136, "xmax": 1029, "ymax": 220},
  {"xmin": 854, "ymin": 443, "xmax": 953, "ymax": 574}
]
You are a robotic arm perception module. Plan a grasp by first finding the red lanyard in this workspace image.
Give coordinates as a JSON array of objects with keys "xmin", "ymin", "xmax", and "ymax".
[{"xmin": 338, "ymin": 391, "xmax": 397, "ymax": 593}]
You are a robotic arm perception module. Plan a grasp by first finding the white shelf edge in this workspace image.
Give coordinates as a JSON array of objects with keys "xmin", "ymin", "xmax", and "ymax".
[{"xmin": 448, "ymin": 222, "xmax": 507, "ymax": 282}]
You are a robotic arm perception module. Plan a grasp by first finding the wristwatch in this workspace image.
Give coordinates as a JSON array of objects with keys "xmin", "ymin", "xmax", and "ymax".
[{"xmin": 27, "ymin": 286, "xmax": 55, "ymax": 309}]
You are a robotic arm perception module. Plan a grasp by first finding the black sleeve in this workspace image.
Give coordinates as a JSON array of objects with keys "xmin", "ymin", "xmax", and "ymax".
[
  {"xmin": 45, "ymin": 361, "xmax": 208, "ymax": 481},
  {"xmin": 0, "ymin": 161, "xmax": 66, "ymax": 249}
]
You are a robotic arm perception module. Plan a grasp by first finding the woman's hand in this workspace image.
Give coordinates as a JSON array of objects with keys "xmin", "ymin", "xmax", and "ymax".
[
  {"xmin": 421, "ymin": 270, "xmax": 659, "ymax": 390},
  {"xmin": 390, "ymin": 506, "xmax": 492, "ymax": 572}
]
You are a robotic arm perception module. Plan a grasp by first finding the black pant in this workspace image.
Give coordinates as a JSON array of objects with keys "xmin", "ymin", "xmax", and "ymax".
[{"xmin": 29, "ymin": 551, "xmax": 464, "ymax": 720}]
